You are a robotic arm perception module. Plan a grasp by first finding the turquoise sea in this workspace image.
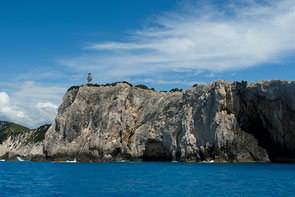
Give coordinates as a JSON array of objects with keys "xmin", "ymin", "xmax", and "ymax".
[{"xmin": 0, "ymin": 161, "xmax": 294, "ymax": 196}]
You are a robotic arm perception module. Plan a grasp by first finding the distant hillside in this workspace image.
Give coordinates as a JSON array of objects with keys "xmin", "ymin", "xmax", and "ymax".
[
  {"xmin": 0, "ymin": 121, "xmax": 30, "ymax": 143},
  {"xmin": 0, "ymin": 121, "xmax": 51, "ymax": 161}
]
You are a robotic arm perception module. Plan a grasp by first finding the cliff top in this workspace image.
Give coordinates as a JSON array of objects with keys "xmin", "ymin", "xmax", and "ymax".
[{"xmin": 66, "ymin": 79, "xmax": 294, "ymax": 94}]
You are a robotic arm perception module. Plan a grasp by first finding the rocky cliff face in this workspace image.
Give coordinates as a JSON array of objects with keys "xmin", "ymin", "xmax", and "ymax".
[{"xmin": 42, "ymin": 80, "xmax": 295, "ymax": 162}]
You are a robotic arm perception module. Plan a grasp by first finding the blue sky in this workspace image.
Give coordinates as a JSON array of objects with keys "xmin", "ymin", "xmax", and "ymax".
[{"xmin": 0, "ymin": 0, "xmax": 294, "ymax": 128}]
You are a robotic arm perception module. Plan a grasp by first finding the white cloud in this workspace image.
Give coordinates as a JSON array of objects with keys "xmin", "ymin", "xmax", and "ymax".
[
  {"xmin": 0, "ymin": 81, "xmax": 66, "ymax": 128},
  {"xmin": 0, "ymin": 92, "xmax": 10, "ymax": 106},
  {"xmin": 84, "ymin": 42, "xmax": 153, "ymax": 51},
  {"xmin": 0, "ymin": 92, "xmax": 26, "ymax": 121},
  {"xmin": 11, "ymin": 81, "xmax": 65, "ymax": 106},
  {"xmin": 36, "ymin": 102, "xmax": 58, "ymax": 110},
  {"xmin": 132, "ymin": 78, "xmax": 201, "ymax": 86},
  {"xmin": 60, "ymin": 0, "xmax": 295, "ymax": 82}
]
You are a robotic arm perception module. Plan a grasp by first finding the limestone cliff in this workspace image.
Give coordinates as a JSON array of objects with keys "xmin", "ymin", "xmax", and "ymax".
[{"xmin": 41, "ymin": 80, "xmax": 295, "ymax": 162}]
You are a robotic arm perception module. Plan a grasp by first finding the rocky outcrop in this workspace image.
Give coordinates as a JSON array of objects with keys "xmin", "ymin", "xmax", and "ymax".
[{"xmin": 42, "ymin": 80, "xmax": 295, "ymax": 162}]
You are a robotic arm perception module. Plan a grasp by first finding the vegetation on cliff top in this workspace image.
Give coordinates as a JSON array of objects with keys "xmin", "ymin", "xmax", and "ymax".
[
  {"xmin": 135, "ymin": 84, "xmax": 155, "ymax": 91},
  {"xmin": 169, "ymin": 88, "xmax": 183, "ymax": 92},
  {"xmin": 67, "ymin": 81, "xmax": 134, "ymax": 92},
  {"xmin": 68, "ymin": 80, "xmax": 287, "ymax": 93},
  {"xmin": 67, "ymin": 81, "xmax": 187, "ymax": 93}
]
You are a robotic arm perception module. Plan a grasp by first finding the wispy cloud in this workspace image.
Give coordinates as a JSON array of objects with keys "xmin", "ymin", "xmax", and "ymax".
[
  {"xmin": 131, "ymin": 78, "xmax": 202, "ymax": 86},
  {"xmin": 16, "ymin": 71, "xmax": 67, "ymax": 81},
  {"xmin": 205, "ymin": 73, "xmax": 216, "ymax": 78},
  {"xmin": 60, "ymin": 0, "xmax": 295, "ymax": 83}
]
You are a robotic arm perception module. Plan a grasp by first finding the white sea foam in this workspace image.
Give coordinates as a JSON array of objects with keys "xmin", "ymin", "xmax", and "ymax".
[
  {"xmin": 201, "ymin": 160, "xmax": 215, "ymax": 163},
  {"xmin": 17, "ymin": 157, "xmax": 25, "ymax": 161},
  {"xmin": 65, "ymin": 158, "xmax": 77, "ymax": 163}
]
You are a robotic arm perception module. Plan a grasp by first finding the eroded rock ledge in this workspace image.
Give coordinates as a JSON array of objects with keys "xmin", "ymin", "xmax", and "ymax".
[{"xmin": 1, "ymin": 80, "xmax": 295, "ymax": 162}]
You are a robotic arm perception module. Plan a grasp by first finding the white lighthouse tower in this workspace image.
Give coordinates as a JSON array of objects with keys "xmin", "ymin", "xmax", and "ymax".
[{"xmin": 87, "ymin": 73, "xmax": 92, "ymax": 84}]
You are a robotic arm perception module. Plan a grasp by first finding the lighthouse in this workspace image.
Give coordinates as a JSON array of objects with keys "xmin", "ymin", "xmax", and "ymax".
[{"xmin": 87, "ymin": 73, "xmax": 92, "ymax": 84}]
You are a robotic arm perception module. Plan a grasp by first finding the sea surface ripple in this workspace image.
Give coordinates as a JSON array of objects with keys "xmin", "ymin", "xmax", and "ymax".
[{"xmin": 0, "ymin": 162, "xmax": 294, "ymax": 196}]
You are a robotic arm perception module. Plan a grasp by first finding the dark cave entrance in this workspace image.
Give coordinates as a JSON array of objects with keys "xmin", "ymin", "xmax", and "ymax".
[
  {"xmin": 238, "ymin": 113, "xmax": 295, "ymax": 163},
  {"xmin": 141, "ymin": 139, "xmax": 172, "ymax": 161}
]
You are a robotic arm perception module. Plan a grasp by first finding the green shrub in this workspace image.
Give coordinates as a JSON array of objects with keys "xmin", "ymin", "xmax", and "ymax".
[
  {"xmin": 135, "ymin": 84, "xmax": 149, "ymax": 89},
  {"xmin": 135, "ymin": 84, "xmax": 156, "ymax": 91},
  {"xmin": 101, "ymin": 81, "xmax": 132, "ymax": 87},
  {"xmin": 169, "ymin": 88, "xmax": 183, "ymax": 92},
  {"xmin": 87, "ymin": 83, "xmax": 100, "ymax": 87},
  {"xmin": 67, "ymin": 85, "xmax": 82, "ymax": 92},
  {"xmin": 121, "ymin": 81, "xmax": 133, "ymax": 87}
]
